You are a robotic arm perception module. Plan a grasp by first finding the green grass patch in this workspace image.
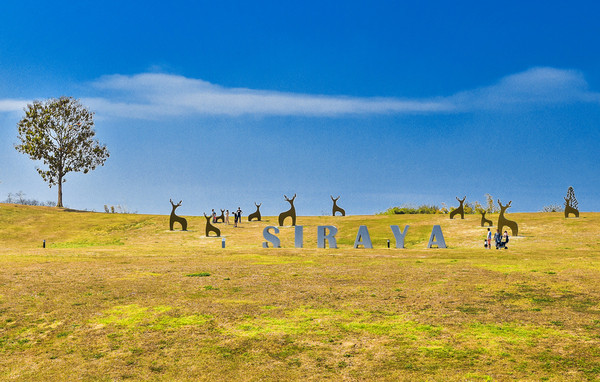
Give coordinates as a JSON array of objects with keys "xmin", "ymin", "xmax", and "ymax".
[
  {"xmin": 49, "ymin": 238, "xmax": 124, "ymax": 248},
  {"xmin": 93, "ymin": 304, "xmax": 211, "ymax": 331},
  {"xmin": 186, "ymin": 272, "xmax": 211, "ymax": 277}
]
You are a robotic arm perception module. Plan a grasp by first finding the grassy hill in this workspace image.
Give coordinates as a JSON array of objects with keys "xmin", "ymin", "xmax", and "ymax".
[{"xmin": 1, "ymin": 204, "xmax": 599, "ymax": 380}]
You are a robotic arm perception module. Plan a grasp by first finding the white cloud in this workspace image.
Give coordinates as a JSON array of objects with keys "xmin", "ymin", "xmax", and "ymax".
[
  {"xmin": 0, "ymin": 99, "xmax": 28, "ymax": 113},
  {"xmin": 449, "ymin": 67, "xmax": 600, "ymax": 110},
  {"xmin": 84, "ymin": 73, "xmax": 453, "ymax": 118},
  {"xmin": 2, "ymin": 67, "xmax": 599, "ymax": 119}
]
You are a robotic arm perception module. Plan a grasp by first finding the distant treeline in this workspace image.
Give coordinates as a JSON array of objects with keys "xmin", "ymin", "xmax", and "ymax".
[
  {"xmin": 381, "ymin": 193, "xmax": 570, "ymax": 215},
  {"xmin": 379, "ymin": 205, "xmax": 446, "ymax": 215},
  {"xmin": 380, "ymin": 194, "xmax": 494, "ymax": 215},
  {"xmin": 3, "ymin": 192, "xmax": 54, "ymax": 207}
]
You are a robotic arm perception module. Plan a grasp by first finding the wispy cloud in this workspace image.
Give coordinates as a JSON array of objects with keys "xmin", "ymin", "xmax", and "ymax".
[
  {"xmin": 2, "ymin": 67, "xmax": 599, "ymax": 118},
  {"xmin": 0, "ymin": 99, "xmax": 29, "ymax": 113},
  {"xmin": 83, "ymin": 67, "xmax": 600, "ymax": 118},
  {"xmin": 83, "ymin": 73, "xmax": 453, "ymax": 118},
  {"xmin": 449, "ymin": 67, "xmax": 600, "ymax": 111}
]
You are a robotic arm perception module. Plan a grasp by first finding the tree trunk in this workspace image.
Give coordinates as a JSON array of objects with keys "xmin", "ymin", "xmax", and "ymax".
[{"xmin": 57, "ymin": 174, "xmax": 63, "ymax": 208}]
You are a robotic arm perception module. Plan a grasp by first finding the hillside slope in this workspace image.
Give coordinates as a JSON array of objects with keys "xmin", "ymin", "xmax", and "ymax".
[
  {"xmin": 1, "ymin": 203, "xmax": 597, "ymax": 252},
  {"xmin": 1, "ymin": 205, "xmax": 599, "ymax": 380}
]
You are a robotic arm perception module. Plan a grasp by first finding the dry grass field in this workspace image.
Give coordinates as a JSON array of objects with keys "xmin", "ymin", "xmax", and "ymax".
[{"xmin": 1, "ymin": 204, "xmax": 599, "ymax": 381}]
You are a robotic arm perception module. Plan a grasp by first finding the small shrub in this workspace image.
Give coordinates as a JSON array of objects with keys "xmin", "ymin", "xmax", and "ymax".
[
  {"xmin": 104, "ymin": 204, "xmax": 137, "ymax": 214},
  {"xmin": 464, "ymin": 201, "xmax": 484, "ymax": 214},
  {"xmin": 540, "ymin": 204, "xmax": 564, "ymax": 212}
]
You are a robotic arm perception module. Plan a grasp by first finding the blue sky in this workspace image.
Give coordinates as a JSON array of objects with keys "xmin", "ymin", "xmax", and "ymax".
[{"xmin": 1, "ymin": 1, "xmax": 599, "ymax": 216}]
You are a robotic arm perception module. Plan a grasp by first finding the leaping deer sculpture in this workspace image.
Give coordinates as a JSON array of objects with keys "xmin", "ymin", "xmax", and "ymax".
[
  {"xmin": 449, "ymin": 196, "xmax": 466, "ymax": 220},
  {"xmin": 497, "ymin": 200, "xmax": 518, "ymax": 236},
  {"xmin": 248, "ymin": 203, "xmax": 262, "ymax": 222},
  {"xmin": 169, "ymin": 199, "xmax": 188, "ymax": 231},
  {"xmin": 278, "ymin": 194, "xmax": 297, "ymax": 226},
  {"xmin": 203, "ymin": 213, "xmax": 221, "ymax": 237},
  {"xmin": 331, "ymin": 195, "xmax": 346, "ymax": 216}
]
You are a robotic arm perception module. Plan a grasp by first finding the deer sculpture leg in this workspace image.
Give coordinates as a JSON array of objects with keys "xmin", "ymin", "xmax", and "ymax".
[
  {"xmin": 497, "ymin": 200, "xmax": 518, "ymax": 236},
  {"xmin": 449, "ymin": 196, "xmax": 466, "ymax": 219},
  {"xmin": 278, "ymin": 194, "xmax": 297, "ymax": 226},
  {"xmin": 565, "ymin": 205, "xmax": 579, "ymax": 218},
  {"xmin": 248, "ymin": 203, "xmax": 262, "ymax": 222},
  {"xmin": 204, "ymin": 213, "xmax": 221, "ymax": 237},
  {"xmin": 169, "ymin": 199, "xmax": 188, "ymax": 231},
  {"xmin": 331, "ymin": 195, "xmax": 346, "ymax": 216},
  {"xmin": 480, "ymin": 211, "xmax": 493, "ymax": 227}
]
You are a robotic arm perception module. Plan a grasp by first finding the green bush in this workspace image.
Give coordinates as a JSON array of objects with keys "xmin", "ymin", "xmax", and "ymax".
[
  {"xmin": 379, "ymin": 204, "xmax": 444, "ymax": 215},
  {"xmin": 381, "ymin": 199, "xmax": 486, "ymax": 215}
]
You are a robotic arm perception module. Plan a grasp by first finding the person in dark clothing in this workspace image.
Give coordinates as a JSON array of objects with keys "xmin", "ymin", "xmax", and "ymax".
[
  {"xmin": 501, "ymin": 231, "xmax": 509, "ymax": 249},
  {"xmin": 493, "ymin": 229, "xmax": 502, "ymax": 249}
]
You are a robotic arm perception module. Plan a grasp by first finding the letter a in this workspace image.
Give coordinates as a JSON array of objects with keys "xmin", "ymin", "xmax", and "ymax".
[
  {"xmin": 427, "ymin": 225, "xmax": 446, "ymax": 248},
  {"xmin": 353, "ymin": 225, "xmax": 373, "ymax": 249}
]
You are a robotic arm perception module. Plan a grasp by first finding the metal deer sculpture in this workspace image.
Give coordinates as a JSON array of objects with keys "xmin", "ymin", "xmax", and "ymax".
[
  {"xmin": 497, "ymin": 200, "xmax": 518, "ymax": 236},
  {"xmin": 331, "ymin": 195, "xmax": 346, "ymax": 216},
  {"xmin": 480, "ymin": 211, "xmax": 493, "ymax": 227},
  {"xmin": 564, "ymin": 197, "xmax": 579, "ymax": 218},
  {"xmin": 203, "ymin": 213, "xmax": 221, "ymax": 237},
  {"xmin": 169, "ymin": 199, "xmax": 188, "ymax": 231},
  {"xmin": 449, "ymin": 196, "xmax": 466, "ymax": 220},
  {"xmin": 564, "ymin": 186, "xmax": 579, "ymax": 218},
  {"xmin": 278, "ymin": 194, "xmax": 297, "ymax": 226},
  {"xmin": 215, "ymin": 209, "xmax": 225, "ymax": 223},
  {"xmin": 248, "ymin": 202, "xmax": 262, "ymax": 222}
]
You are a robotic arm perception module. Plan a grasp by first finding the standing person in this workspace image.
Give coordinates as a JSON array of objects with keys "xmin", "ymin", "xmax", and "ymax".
[
  {"xmin": 493, "ymin": 229, "xmax": 501, "ymax": 249},
  {"xmin": 233, "ymin": 208, "xmax": 238, "ymax": 227},
  {"xmin": 236, "ymin": 207, "xmax": 242, "ymax": 227},
  {"xmin": 486, "ymin": 228, "xmax": 492, "ymax": 249},
  {"xmin": 211, "ymin": 209, "xmax": 216, "ymax": 223},
  {"xmin": 502, "ymin": 231, "xmax": 509, "ymax": 249},
  {"xmin": 225, "ymin": 209, "xmax": 229, "ymax": 225}
]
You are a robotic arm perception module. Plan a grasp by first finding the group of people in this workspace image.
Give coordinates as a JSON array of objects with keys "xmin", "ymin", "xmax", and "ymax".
[
  {"xmin": 211, "ymin": 207, "xmax": 243, "ymax": 227},
  {"xmin": 486, "ymin": 228, "xmax": 510, "ymax": 249}
]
